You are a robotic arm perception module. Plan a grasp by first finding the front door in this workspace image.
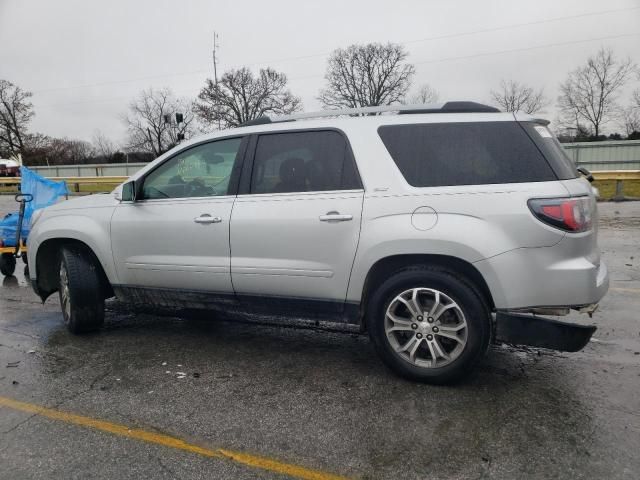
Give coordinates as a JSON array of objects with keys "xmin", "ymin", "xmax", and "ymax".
[
  {"xmin": 230, "ymin": 130, "xmax": 364, "ymax": 308},
  {"xmin": 111, "ymin": 137, "xmax": 246, "ymax": 295}
]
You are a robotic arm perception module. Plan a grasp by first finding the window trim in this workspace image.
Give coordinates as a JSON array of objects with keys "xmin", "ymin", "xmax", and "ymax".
[
  {"xmin": 136, "ymin": 135, "xmax": 249, "ymax": 201},
  {"xmin": 237, "ymin": 127, "xmax": 363, "ymax": 196}
]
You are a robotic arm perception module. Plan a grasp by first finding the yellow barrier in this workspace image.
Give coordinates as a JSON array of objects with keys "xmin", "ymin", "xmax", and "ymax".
[
  {"xmin": 0, "ymin": 176, "xmax": 127, "ymax": 193},
  {"xmin": 591, "ymin": 170, "xmax": 640, "ymax": 200},
  {"xmin": 0, "ymin": 171, "xmax": 638, "ymax": 198},
  {"xmin": 592, "ymin": 170, "xmax": 640, "ymax": 181}
]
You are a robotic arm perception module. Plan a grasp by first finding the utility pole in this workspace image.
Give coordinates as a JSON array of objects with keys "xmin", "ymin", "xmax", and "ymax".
[
  {"xmin": 212, "ymin": 31, "xmax": 221, "ymax": 129},
  {"xmin": 212, "ymin": 31, "xmax": 220, "ymax": 85}
]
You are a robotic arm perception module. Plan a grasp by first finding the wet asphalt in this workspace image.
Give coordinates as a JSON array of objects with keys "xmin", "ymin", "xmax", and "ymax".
[{"xmin": 0, "ymin": 196, "xmax": 638, "ymax": 480}]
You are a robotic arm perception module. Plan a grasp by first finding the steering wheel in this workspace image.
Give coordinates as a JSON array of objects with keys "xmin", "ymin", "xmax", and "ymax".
[{"xmin": 188, "ymin": 178, "xmax": 216, "ymax": 197}]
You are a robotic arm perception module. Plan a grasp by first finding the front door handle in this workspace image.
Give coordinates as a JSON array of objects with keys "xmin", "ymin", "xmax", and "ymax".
[
  {"xmin": 319, "ymin": 211, "xmax": 353, "ymax": 222},
  {"xmin": 194, "ymin": 214, "xmax": 222, "ymax": 224}
]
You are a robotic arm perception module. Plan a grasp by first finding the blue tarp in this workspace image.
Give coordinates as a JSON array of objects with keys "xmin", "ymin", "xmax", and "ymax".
[{"xmin": 0, "ymin": 166, "xmax": 68, "ymax": 246}]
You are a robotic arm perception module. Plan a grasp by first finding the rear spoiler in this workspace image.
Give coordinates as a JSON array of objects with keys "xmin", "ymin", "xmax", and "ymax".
[{"xmin": 512, "ymin": 112, "xmax": 550, "ymax": 126}]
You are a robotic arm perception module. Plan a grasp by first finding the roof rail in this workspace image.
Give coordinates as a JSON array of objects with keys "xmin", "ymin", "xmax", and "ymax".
[
  {"xmin": 239, "ymin": 116, "xmax": 273, "ymax": 127},
  {"xmin": 239, "ymin": 101, "xmax": 500, "ymax": 126}
]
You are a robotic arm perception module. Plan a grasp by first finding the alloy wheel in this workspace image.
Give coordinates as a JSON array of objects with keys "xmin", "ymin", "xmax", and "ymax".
[{"xmin": 384, "ymin": 288, "xmax": 468, "ymax": 368}]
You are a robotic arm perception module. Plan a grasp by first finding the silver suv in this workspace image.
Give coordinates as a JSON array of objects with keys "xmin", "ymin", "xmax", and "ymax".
[{"xmin": 27, "ymin": 102, "xmax": 609, "ymax": 383}]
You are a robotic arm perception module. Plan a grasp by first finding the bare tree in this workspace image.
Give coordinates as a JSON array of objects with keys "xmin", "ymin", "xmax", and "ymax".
[
  {"xmin": 490, "ymin": 80, "xmax": 548, "ymax": 114},
  {"xmin": 619, "ymin": 107, "xmax": 640, "ymax": 136},
  {"xmin": 25, "ymin": 136, "xmax": 94, "ymax": 166},
  {"xmin": 318, "ymin": 43, "xmax": 415, "ymax": 109},
  {"xmin": 92, "ymin": 130, "xmax": 117, "ymax": 162},
  {"xmin": 123, "ymin": 87, "xmax": 196, "ymax": 157},
  {"xmin": 407, "ymin": 84, "xmax": 439, "ymax": 104},
  {"xmin": 21, "ymin": 133, "xmax": 53, "ymax": 166},
  {"xmin": 0, "ymin": 79, "xmax": 35, "ymax": 157},
  {"xmin": 557, "ymin": 48, "xmax": 635, "ymax": 137},
  {"xmin": 51, "ymin": 138, "xmax": 94, "ymax": 165},
  {"xmin": 195, "ymin": 68, "xmax": 301, "ymax": 129}
]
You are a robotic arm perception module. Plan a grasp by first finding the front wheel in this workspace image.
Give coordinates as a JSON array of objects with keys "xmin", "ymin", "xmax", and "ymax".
[
  {"xmin": 58, "ymin": 247, "xmax": 105, "ymax": 334},
  {"xmin": 367, "ymin": 266, "xmax": 491, "ymax": 384}
]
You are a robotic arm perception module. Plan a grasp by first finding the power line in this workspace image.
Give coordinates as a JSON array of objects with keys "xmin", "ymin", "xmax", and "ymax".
[
  {"xmin": 36, "ymin": 31, "xmax": 639, "ymax": 109},
  {"xmin": 235, "ymin": 5, "xmax": 640, "ymax": 68},
  {"xmin": 33, "ymin": 69, "xmax": 210, "ymax": 95},
  {"xmin": 30, "ymin": 5, "xmax": 639, "ymax": 95},
  {"xmin": 413, "ymin": 33, "xmax": 640, "ymax": 66},
  {"xmin": 286, "ymin": 33, "xmax": 640, "ymax": 81},
  {"xmin": 402, "ymin": 5, "xmax": 640, "ymax": 46}
]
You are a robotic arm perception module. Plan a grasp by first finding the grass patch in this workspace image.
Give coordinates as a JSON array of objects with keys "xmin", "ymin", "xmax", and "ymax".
[
  {"xmin": 76, "ymin": 183, "xmax": 120, "ymax": 193},
  {"xmin": 592, "ymin": 180, "xmax": 640, "ymax": 200}
]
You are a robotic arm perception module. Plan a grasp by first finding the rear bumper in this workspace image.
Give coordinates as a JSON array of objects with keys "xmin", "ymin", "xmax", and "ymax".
[
  {"xmin": 495, "ymin": 311, "xmax": 596, "ymax": 352},
  {"xmin": 474, "ymin": 246, "xmax": 609, "ymax": 310}
]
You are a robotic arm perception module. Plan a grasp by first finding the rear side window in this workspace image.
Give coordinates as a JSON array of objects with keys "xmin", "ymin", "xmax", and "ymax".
[
  {"xmin": 521, "ymin": 123, "xmax": 578, "ymax": 180},
  {"xmin": 250, "ymin": 131, "xmax": 361, "ymax": 194},
  {"xmin": 378, "ymin": 122, "xmax": 557, "ymax": 187}
]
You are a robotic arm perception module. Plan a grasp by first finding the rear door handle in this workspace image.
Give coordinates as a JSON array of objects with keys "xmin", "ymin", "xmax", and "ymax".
[
  {"xmin": 194, "ymin": 214, "xmax": 222, "ymax": 224},
  {"xmin": 319, "ymin": 211, "xmax": 353, "ymax": 222}
]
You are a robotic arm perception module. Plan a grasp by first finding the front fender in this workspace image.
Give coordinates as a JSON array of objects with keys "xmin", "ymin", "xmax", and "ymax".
[{"xmin": 28, "ymin": 211, "xmax": 118, "ymax": 285}]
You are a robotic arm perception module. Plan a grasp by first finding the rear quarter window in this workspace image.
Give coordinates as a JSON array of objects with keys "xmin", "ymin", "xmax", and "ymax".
[
  {"xmin": 521, "ymin": 123, "xmax": 578, "ymax": 180},
  {"xmin": 378, "ymin": 121, "xmax": 558, "ymax": 187}
]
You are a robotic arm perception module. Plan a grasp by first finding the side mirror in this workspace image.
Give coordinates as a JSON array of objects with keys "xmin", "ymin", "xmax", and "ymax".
[
  {"xmin": 577, "ymin": 167, "xmax": 594, "ymax": 183},
  {"xmin": 120, "ymin": 181, "xmax": 137, "ymax": 202}
]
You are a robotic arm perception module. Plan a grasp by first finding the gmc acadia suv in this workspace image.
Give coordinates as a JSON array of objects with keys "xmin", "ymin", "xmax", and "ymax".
[{"xmin": 27, "ymin": 102, "xmax": 609, "ymax": 383}]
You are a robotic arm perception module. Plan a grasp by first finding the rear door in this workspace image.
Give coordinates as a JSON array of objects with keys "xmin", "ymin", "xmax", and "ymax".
[{"xmin": 230, "ymin": 129, "xmax": 364, "ymax": 308}]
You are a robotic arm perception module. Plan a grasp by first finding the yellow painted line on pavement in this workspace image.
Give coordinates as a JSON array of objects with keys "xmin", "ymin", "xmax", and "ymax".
[
  {"xmin": 0, "ymin": 395, "xmax": 350, "ymax": 480},
  {"xmin": 610, "ymin": 287, "xmax": 640, "ymax": 293}
]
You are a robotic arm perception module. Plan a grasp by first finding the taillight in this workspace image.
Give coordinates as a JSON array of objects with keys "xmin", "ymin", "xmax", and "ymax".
[{"xmin": 528, "ymin": 196, "xmax": 593, "ymax": 232}]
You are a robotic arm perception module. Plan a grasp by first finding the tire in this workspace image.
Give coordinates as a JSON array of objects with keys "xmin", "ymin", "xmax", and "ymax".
[
  {"xmin": 58, "ymin": 247, "xmax": 105, "ymax": 334},
  {"xmin": 0, "ymin": 253, "xmax": 16, "ymax": 276},
  {"xmin": 366, "ymin": 266, "xmax": 491, "ymax": 384}
]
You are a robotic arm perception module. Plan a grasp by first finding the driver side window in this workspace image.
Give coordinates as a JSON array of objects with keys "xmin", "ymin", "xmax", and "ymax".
[{"xmin": 142, "ymin": 138, "xmax": 243, "ymax": 199}]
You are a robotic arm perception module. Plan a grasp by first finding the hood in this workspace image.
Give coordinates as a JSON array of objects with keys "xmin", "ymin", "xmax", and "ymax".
[{"xmin": 45, "ymin": 193, "xmax": 119, "ymax": 212}]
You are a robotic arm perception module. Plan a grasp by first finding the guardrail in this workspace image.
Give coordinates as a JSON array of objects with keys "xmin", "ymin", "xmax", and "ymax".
[
  {"xmin": 0, "ymin": 171, "xmax": 639, "ymax": 200},
  {"xmin": 0, "ymin": 176, "xmax": 127, "ymax": 194},
  {"xmin": 592, "ymin": 170, "xmax": 640, "ymax": 201},
  {"xmin": 28, "ymin": 163, "xmax": 146, "ymax": 177}
]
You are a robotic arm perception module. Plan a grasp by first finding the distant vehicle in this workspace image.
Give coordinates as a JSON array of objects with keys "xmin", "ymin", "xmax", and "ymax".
[
  {"xmin": 0, "ymin": 159, "xmax": 20, "ymax": 177},
  {"xmin": 26, "ymin": 102, "xmax": 609, "ymax": 383}
]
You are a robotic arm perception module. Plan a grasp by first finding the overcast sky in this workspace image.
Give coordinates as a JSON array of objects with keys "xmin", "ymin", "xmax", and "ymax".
[{"xmin": 1, "ymin": 0, "xmax": 639, "ymax": 145}]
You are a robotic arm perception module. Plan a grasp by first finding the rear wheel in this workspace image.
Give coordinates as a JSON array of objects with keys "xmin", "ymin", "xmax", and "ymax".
[
  {"xmin": 0, "ymin": 253, "xmax": 16, "ymax": 276},
  {"xmin": 367, "ymin": 266, "xmax": 491, "ymax": 384},
  {"xmin": 58, "ymin": 247, "xmax": 105, "ymax": 334}
]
